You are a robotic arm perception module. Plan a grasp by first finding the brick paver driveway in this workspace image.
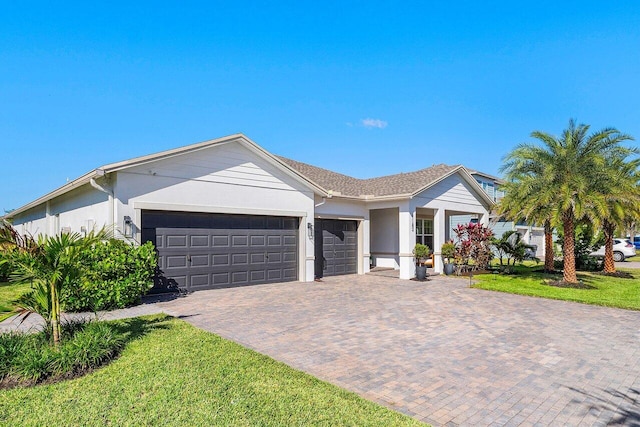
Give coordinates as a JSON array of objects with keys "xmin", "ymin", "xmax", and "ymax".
[{"xmin": 158, "ymin": 275, "xmax": 640, "ymax": 426}]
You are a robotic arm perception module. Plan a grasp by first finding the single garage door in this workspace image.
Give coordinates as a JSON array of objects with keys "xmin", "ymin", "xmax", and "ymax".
[
  {"xmin": 142, "ymin": 211, "xmax": 298, "ymax": 292},
  {"xmin": 314, "ymin": 219, "xmax": 358, "ymax": 278}
]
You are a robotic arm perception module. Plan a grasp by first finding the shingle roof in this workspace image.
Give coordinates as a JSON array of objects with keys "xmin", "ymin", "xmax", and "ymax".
[{"xmin": 277, "ymin": 156, "xmax": 461, "ymax": 197}]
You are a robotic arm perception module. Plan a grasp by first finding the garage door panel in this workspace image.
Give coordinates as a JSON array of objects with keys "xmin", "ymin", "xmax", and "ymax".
[
  {"xmin": 190, "ymin": 274, "xmax": 210, "ymax": 287},
  {"xmin": 190, "ymin": 235, "xmax": 209, "ymax": 247},
  {"xmin": 212, "ymin": 236, "xmax": 230, "ymax": 247},
  {"xmin": 166, "ymin": 235, "xmax": 187, "ymax": 248},
  {"xmin": 190, "ymin": 254, "xmax": 210, "ymax": 267},
  {"xmin": 250, "ymin": 253, "xmax": 266, "ymax": 264},
  {"xmin": 283, "ymin": 268, "xmax": 297, "ymax": 279},
  {"xmin": 213, "ymin": 272, "xmax": 230, "ymax": 285},
  {"xmin": 166, "ymin": 256, "xmax": 188, "ymax": 268},
  {"xmin": 231, "ymin": 253, "xmax": 249, "ymax": 265},
  {"xmin": 250, "ymin": 235, "xmax": 266, "ymax": 246},
  {"xmin": 232, "ymin": 235, "xmax": 249, "ymax": 247},
  {"xmin": 212, "ymin": 254, "xmax": 230, "ymax": 266},
  {"xmin": 267, "ymin": 235, "xmax": 282, "ymax": 246},
  {"xmin": 232, "ymin": 271, "xmax": 248, "ymax": 283},
  {"xmin": 147, "ymin": 213, "xmax": 298, "ymax": 292},
  {"xmin": 251, "ymin": 270, "xmax": 266, "ymax": 281}
]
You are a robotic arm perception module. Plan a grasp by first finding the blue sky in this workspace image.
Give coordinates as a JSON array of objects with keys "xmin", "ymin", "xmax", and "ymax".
[{"xmin": 2, "ymin": 1, "xmax": 639, "ymax": 212}]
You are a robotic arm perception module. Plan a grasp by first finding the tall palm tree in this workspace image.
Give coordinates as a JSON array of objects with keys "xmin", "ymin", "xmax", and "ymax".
[
  {"xmin": 501, "ymin": 119, "xmax": 634, "ymax": 283},
  {"xmin": 589, "ymin": 156, "xmax": 640, "ymax": 273}
]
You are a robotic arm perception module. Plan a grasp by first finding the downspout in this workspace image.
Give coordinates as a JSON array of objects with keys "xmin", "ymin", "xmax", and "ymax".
[
  {"xmin": 314, "ymin": 191, "xmax": 333, "ymax": 208},
  {"xmin": 90, "ymin": 173, "xmax": 114, "ymax": 231}
]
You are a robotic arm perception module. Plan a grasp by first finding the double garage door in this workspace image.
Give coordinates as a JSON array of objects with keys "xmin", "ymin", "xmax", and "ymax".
[{"xmin": 142, "ymin": 211, "xmax": 298, "ymax": 292}]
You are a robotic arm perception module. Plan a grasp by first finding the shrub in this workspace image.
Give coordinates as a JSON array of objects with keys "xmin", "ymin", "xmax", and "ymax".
[
  {"xmin": 452, "ymin": 223, "xmax": 494, "ymax": 270},
  {"xmin": 413, "ymin": 243, "xmax": 431, "ymax": 266},
  {"xmin": 61, "ymin": 240, "xmax": 157, "ymax": 312},
  {"xmin": 0, "ymin": 320, "xmax": 126, "ymax": 387}
]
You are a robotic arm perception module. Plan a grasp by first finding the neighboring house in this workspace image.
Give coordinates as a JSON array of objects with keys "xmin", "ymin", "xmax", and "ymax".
[
  {"xmin": 450, "ymin": 170, "xmax": 546, "ymax": 258},
  {"xmin": 5, "ymin": 134, "xmax": 493, "ymax": 290}
]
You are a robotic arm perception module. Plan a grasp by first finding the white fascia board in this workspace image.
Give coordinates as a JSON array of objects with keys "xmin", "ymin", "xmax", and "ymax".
[{"xmin": 100, "ymin": 133, "xmax": 244, "ymax": 173}]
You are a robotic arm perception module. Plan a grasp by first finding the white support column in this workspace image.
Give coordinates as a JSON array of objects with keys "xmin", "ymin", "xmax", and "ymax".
[
  {"xmin": 398, "ymin": 202, "xmax": 415, "ymax": 279},
  {"xmin": 480, "ymin": 212, "xmax": 489, "ymax": 227},
  {"xmin": 360, "ymin": 215, "xmax": 371, "ymax": 274},
  {"xmin": 433, "ymin": 208, "xmax": 446, "ymax": 273}
]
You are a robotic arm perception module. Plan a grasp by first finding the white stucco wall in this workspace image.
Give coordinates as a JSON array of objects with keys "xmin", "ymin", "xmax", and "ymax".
[
  {"xmin": 369, "ymin": 207, "xmax": 399, "ymax": 269},
  {"xmin": 11, "ymin": 185, "xmax": 111, "ymax": 238}
]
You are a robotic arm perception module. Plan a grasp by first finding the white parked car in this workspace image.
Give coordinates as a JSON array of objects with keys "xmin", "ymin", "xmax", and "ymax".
[{"xmin": 590, "ymin": 238, "xmax": 637, "ymax": 262}]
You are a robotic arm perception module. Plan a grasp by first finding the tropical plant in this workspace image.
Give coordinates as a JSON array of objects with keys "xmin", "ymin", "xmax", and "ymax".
[
  {"xmin": 496, "ymin": 179, "xmax": 555, "ymax": 273},
  {"xmin": 589, "ymin": 155, "xmax": 640, "ymax": 272},
  {"xmin": 491, "ymin": 231, "xmax": 534, "ymax": 267},
  {"xmin": 3, "ymin": 228, "xmax": 109, "ymax": 347},
  {"xmin": 501, "ymin": 119, "xmax": 636, "ymax": 283},
  {"xmin": 452, "ymin": 223, "xmax": 494, "ymax": 270}
]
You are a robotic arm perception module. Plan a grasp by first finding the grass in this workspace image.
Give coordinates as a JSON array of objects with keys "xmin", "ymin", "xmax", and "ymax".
[
  {"xmin": 0, "ymin": 282, "xmax": 30, "ymax": 322},
  {"xmin": 473, "ymin": 265, "xmax": 640, "ymax": 310},
  {"xmin": 0, "ymin": 315, "xmax": 424, "ymax": 426}
]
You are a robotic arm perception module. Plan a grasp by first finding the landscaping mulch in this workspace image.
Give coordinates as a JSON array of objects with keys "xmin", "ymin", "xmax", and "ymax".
[
  {"xmin": 545, "ymin": 280, "xmax": 596, "ymax": 290},
  {"xmin": 594, "ymin": 271, "xmax": 635, "ymax": 279}
]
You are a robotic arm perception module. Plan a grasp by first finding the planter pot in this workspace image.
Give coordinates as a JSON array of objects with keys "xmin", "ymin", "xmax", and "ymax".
[
  {"xmin": 443, "ymin": 263, "xmax": 455, "ymax": 276},
  {"xmin": 416, "ymin": 265, "xmax": 428, "ymax": 281}
]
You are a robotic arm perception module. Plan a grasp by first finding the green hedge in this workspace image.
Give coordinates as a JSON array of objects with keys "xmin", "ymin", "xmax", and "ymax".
[{"xmin": 61, "ymin": 240, "xmax": 157, "ymax": 312}]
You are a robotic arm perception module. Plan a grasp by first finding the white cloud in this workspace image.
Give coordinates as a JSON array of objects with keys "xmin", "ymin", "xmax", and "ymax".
[{"xmin": 361, "ymin": 118, "xmax": 388, "ymax": 129}]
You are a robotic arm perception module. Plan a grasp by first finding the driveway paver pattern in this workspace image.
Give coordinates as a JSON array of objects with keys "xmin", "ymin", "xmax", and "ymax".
[{"xmin": 157, "ymin": 275, "xmax": 640, "ymax": 426}]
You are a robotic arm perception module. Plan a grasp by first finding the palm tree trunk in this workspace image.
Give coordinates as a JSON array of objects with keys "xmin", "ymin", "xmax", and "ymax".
[
  {"xmin": 562, "ymin": 211, "xmax": 578, "ymax": 283},
  {"xmin": 603, "ymin": 220, "xmax": 616, "ymax": 273},
  {"xmin": 51, "ymin": 282, "xmax": 60, "ymax": 347},
  {"xmin": 544, "ymin": 219, "xmax": 554, "ymax": 273}
]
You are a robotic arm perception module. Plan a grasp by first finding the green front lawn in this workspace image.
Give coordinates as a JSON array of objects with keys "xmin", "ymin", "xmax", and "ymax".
[
  {"xmin": 0, "ymin": 315, "xmax": 424, "ymax": 426},
  {"xmin": 0, "ymin": 282, "xmax": 30, "ymax": 322},
  {"xmin": 473, "ymin": 267, "xmax": 640, "ymax": 310}
]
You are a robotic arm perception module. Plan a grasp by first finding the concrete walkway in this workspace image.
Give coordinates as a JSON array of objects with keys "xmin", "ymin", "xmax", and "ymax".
[{"xmin": 2, "ymin": 275, "xmax": 639, "ymax": 426}]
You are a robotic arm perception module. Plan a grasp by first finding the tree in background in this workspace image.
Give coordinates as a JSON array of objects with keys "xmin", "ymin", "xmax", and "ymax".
[{"xmin": 501, "ymin": 119, "xmax": 635, "ymax": 283}]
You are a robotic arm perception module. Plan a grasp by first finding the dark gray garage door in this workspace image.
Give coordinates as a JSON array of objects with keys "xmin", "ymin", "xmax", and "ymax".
[
  {"xmin": 314, "ymin": 219, "xmax": 358, "ymax": 278},
  {"xmin": 142, "ymin": 211, "xmax": 298, "ymax": 292}
]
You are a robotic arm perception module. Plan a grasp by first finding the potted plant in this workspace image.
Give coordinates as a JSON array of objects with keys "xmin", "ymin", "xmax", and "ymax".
[
  {"xmin": 441, "ymin": 241, "xmax": 456, "ymax": 275},
  {"xmin": 413, "ymin": 243, "xmax": 431, "ymax": 281}
]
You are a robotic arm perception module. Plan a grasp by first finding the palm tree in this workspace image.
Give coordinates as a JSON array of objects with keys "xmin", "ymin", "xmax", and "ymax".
[
  {"xmin": 501, "ymin": 119, "xmax": 635, "ymax": 283},
  {"xmin": 589, "ymin": 156, "xmax": 640, "ymax": 273},
  {"xmin": 497, "ymin": 176, "xmax": 556, "ymax": 273},
  {"xmin": 2, "ymin": 227, "xmax": 108, "ymax": 346}
]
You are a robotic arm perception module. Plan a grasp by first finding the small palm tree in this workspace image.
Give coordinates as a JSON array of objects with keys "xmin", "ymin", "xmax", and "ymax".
[
  {"xmin": 497, "ymin": 177, "xmax": 555, "ymax": 272},
  {"xmin": 2, "ymin": 227, "xmax": 108, "ymax": 346},
  {"xmin": 502, "ymin": 119, "xmax": 635, "ymax": 283}
]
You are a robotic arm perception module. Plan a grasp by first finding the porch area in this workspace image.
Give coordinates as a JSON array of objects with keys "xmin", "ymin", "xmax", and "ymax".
[{"xmin": 368, "ymin": 204, "xmax": 488, "ymax": 279}]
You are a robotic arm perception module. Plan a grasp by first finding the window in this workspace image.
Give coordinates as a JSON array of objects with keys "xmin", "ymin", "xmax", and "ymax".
[{"xmin": 416, "ymin": 218, "xmax": 434, "ymax": 250}]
